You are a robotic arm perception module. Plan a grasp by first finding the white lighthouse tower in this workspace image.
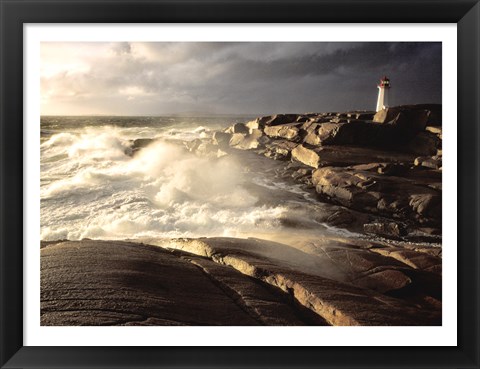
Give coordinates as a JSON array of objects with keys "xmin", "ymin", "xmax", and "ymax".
[{"xmin": 376, "ymin": 76, "xmax": 391, "ymax": 112}]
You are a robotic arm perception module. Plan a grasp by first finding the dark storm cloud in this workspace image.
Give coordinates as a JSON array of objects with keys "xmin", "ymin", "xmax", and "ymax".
[{"xmin": 41, "ymin": 42, "xmax": 441, "ymax": 115}]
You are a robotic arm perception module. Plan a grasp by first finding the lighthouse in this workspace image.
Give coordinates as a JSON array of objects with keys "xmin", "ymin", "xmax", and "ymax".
[{"xmin": 376, "ymin": 76, "xmax": 391, "ymax": 112}]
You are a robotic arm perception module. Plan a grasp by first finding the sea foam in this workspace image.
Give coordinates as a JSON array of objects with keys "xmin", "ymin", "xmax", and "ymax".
[{"xmin": 41, "ymin": 127, "xmax": 293, "ymax": 241}]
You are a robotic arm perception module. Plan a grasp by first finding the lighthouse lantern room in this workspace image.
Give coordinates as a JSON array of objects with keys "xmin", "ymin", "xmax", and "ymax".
[{"xmin": 376, "ymin": 76, "xmax": 391, "ymax": 112}]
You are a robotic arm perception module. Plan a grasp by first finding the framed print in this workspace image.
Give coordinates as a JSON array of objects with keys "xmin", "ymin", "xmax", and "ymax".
[{"xmin": 1, "ymin": 0, "xmax": 479, "ymax": 368}]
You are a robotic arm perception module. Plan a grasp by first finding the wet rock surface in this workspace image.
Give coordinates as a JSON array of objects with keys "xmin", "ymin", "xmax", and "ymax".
[
  {"xmin": 41, "ymin": 240, "xmax": 321, "ymax": 326},
  {"xmin": 150, "ymin": 237, "xmax": 441, "ymax": 325},
  {"xmin": 41, "ymin": 238, "xmax": 441, "ymax": 326}
]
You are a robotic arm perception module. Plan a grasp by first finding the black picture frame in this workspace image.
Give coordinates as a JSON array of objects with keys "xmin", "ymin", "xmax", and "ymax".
[{"xmin": 1, "ymin": 1, "xmax": 479, "ymax": 368}]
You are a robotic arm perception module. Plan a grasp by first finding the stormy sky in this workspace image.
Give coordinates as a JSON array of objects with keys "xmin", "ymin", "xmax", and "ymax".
[{"xmin": 41, "ymin": 42, "xmax": 441, "ymax": 116}]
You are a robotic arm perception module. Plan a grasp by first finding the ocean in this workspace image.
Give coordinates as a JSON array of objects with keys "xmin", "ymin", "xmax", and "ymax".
[{"xmin": 40, "ymin": 115, "xmax": 344, "ymax": 243}]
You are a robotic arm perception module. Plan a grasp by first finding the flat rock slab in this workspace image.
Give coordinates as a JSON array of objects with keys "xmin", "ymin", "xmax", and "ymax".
[
  {"xmin": 41, "ymin": 240, "xmax": 316, "ymax": 326},
  {"xmin": 154, "ymin": 237, "xmax": 441, "ymax": 326},
  {"xmin": 41, "ymin": 237, "xmax": 440, "ymax": 326}
]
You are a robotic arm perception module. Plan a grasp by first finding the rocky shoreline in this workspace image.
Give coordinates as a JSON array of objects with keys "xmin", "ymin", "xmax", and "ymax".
[
  {"xmin": 41, "ymin": 104, "xmax": 442, "ymax": 326},
  {"xmin": 182, "ymin": 104, "xmax": 442, "ymax": 240},
  {"xmin": 129, "ymin": 104, "xmax": 442, "ymax": 241}
]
